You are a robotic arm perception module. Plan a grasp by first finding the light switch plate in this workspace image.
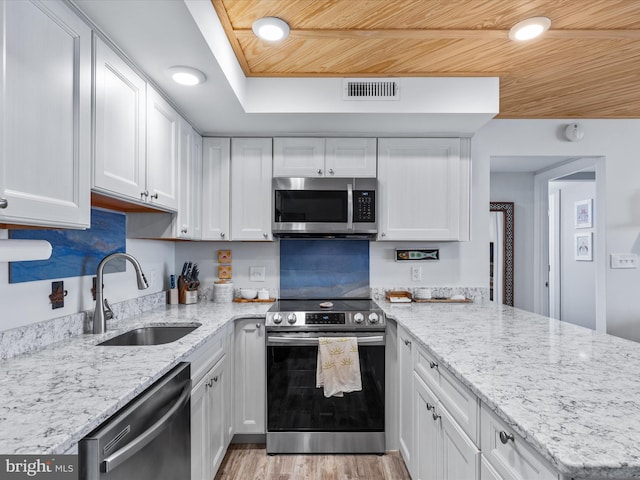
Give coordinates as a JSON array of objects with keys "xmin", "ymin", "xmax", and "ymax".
[
  {"xmin": 611, "ymin": 253, "xmax": 637, "ymax": 269},
  {"xmin": 250, "ymin": 266, "xmax": 266, "ymax": 282}
]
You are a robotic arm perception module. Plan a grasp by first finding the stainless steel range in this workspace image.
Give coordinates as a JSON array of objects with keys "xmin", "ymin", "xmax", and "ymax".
[{"xmin": 265, "ymin": 299, "xmax": 386, "ymax": 454}]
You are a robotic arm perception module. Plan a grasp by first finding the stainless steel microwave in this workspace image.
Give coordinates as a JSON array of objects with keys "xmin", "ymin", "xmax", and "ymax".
[{"xmin": 273, "ymin": 177, "xmax": 377, "ymax": 238}]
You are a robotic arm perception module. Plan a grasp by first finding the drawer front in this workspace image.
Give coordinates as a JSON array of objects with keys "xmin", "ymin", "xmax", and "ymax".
[
  {"xmin": 481, "ymin": 455, "xmax": 504, "ymax": 480},
  {"xmin": 414, "ymin": 343, "xmax": 440, "ymax": 389},
  {"xmin": 437, "ymin": 363, "xmax": 479, "ymax": 442},
  {"xmin": 415, "ymin": 344, "xmax": 479, "ymax": 442},
  {"xmin": 480, "ymin": 404, "xmax": 558, "ymax": 480},
  {"xmin": 186, "ymin": 327, "xmax": 227, "ymax": 384}
]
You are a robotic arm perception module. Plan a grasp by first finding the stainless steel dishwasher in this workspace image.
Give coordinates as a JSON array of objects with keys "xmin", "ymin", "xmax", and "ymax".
[{"xmin": 79, "ymin": 363, "xmax": 191, "ymax": 480}]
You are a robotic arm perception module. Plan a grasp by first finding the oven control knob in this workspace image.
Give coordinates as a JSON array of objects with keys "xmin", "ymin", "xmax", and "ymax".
[
  {"xmin": 272, "ymin": 313, "xmax": 283, "ymax": 324},
  {"xmin": 354, "ymin": 313, "xmax": 364, "ymax": 324},
  {"xmin": 287, "ymin": 313, "xmax": 297, "ymax": 324},
  {"xmin": 368, "ymin": 312, "xmax": 379, "ymax": 324}
]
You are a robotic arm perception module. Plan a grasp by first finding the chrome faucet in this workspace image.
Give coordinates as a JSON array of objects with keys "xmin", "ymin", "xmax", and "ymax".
[{"xmin": 93, "ymin": 252, "xmax": 149, "ymax": 334}]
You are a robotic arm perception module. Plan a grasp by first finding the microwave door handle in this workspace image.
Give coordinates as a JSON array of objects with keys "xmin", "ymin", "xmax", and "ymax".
[{"xmin": 347, "ymin": 183, "xmax": 354, "ymax": 232}]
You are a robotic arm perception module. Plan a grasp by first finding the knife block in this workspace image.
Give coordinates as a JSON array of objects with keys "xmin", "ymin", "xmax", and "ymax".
[{"xmin": 178, "ymin": 275, "xmax": 199, "ymax": 305}]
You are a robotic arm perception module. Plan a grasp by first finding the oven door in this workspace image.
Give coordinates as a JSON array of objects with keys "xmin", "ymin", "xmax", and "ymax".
[{"xmin": 266, "ymin": 331, "xmax": 385, "ymax": 453}]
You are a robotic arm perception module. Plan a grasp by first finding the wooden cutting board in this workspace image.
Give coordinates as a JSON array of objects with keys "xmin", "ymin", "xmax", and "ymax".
[{"xmin": 232, "ymin": 298, "xmax": 275, "ymax": 303}]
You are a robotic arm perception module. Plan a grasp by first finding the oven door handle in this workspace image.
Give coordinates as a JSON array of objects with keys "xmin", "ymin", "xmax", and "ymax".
[{"xmin": 267, "ymin": 335, "xmax": 385, "ymax": 346}]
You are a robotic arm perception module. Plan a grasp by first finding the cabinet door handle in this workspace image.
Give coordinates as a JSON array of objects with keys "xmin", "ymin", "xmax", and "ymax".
[
  {"xmin": 263, "ymin": 232, "xmax": 268, "ymax": 238},
  {"xmin": 141, "ymin": 190, "xmax": 149, "ymax": 199},
  {"xmin": 499, "ymin": 431, "xmax": 515, "ymax": 444},
  {"xmin": 426, "ymin": 402, "xmax": 434, "ymax": 411},
  {"xmin": 404, "ymin": 339, "xmax": 411, "ymax": 347},
  {"xmin": 0, "ymin": 197, "xmax": 7, "ymax": 209},
  {"xmin": 429, "ymin": 361, "xmax": 438, "ymax": 369},
  {"xmin": 256, "ymin": 323, "xmax": 262, "ymax": 329},
  {"xmin": 181, "ymin": 228, "xmax": 188, "ymax": 234},
  {"xmin": 150, "ymin": 192, "xmax": 159, "ymax": 200},
  {"xmin": 328, "ymin": 168, "xmax": 334, "ymax": 175},
  {"xmin": 432, "ymin": 410, "xmax": 441, "ymax": 421},
  {"xmin": 213, "ymin": 376, "xmax": 218, "ymax": 383},
  {"xmin": 317, "ymin": 169, "xmax": 323, "ymax": 175},
  {"xmin": 381, "ymin": 232, "xmax": 386, "ymax": 237},
  {"xmin": 220, "ymin": 232, "xmax": 225, "ymax": 238}
]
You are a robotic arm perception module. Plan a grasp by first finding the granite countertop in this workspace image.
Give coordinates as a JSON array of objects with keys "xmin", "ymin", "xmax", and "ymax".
[
  {"xmin": 381, "ymin": 302, "xmax": 640, "ymax": 480},
  {"xmin": 3, "ymin": 299, "xmax": 640, "ymax": 479},
  {"xmin": 0, "ymin": 301, "xmax": 271, "ymax": 455}
]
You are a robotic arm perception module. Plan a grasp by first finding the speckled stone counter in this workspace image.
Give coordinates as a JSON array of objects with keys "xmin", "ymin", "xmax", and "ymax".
[
  {"xmin": 4, "ymin": 299, "xmax": 640, "ymax": 479},
  {"xmin": 381, "ymin": 302, "xmax": 640, "ymax": 480},
  {"xmin": 0, "ymin": 301, "xmax": 271, "ymax": 455}
]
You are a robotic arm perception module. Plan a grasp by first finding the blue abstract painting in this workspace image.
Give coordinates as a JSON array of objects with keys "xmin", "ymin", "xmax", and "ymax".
[
  {"xmin": 280, "ymin": 239, "xmax": 369, "ymax": 299},
  {"xmin": 9, "ymin": 208, "xmax": 126, "ymax": 283}
]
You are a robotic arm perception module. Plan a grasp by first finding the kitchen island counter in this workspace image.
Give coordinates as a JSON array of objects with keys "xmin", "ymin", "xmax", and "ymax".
[
  {"xmin": 382, "ymin": 301, "xmax": 640, "ymax": 480},
  {"xmin": 0, "ymin": 301, "xmax": 271, "ymax": 455}
]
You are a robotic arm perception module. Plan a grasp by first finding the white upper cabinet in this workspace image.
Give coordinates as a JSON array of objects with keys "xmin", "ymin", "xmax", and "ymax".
[
  {"xmin": 377, "ymin": 138, "xmax": 470, "ymax": 241},
  {"xmin": 325, "ymin": 138, "xmax": 377, "ymax": 177},
  {"xmin": 202, "ymin": 138, "xmax": 231, "ymax": 241},
  {"xmin": 0, "ymin": 0, "xmax": 91, "ymax": 228},
  {"xmin": 273, "ymin": 137, "xmax": 376, "ymax": 177},
  {"xmin": 273, "ymin": 137, "xmax": 324, "ymax": 177},
  {"xmin": 175, "ymin": 118, "xmax": 202, "ymax": 239},
  {"xmin": 146, "ymin": 86, "xmax": 180, "ymax": 211},
  {"xmin": 231, "ymin": 138, "xmax": 273, "ymax": 241},
  {"xmin": 93, "ymin": 36, "xmax": 146, "ymax": 203},
  {"xmin": 190, "ymin": 130, "xmax": 203, "ymax": 240}
]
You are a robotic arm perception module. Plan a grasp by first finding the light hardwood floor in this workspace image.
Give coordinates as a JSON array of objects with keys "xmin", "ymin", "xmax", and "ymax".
[{"xmin": 214, "ymin": 445, "xmax": 411, "ymax": 480}]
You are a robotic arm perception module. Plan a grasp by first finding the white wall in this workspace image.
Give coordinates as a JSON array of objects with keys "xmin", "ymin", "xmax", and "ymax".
[
  {"xmin": 490, "ymin": 173, "xmax": 535, "ymax": 312},
  {"xmin": 551, "ymin": 181, "xmax": 596, "ymax": 329},
  {"xmin": 475, "ymin": 119, "xmax": 640, "ymax": 342},
  {"xmin": 0, "ymin": 234, "xmax": 174, "ymax": 331}
]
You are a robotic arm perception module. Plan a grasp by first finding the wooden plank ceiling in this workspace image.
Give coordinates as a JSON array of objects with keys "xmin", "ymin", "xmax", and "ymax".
[{"xmin": 211, "ymin": 0, "xmax": 640, "ymax": 118}]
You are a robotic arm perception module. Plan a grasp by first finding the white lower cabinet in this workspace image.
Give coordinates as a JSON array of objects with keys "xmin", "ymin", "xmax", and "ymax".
[
  {"xmin": 398, "ymin": 327, "xmax": 415, "ymax": 476},
  {"xmin": 187, "ymin": 327, "xmax": 232, "ymax": 480},
  {"xmin": 480, "ymin": 404, "xmax": 558, "ymax": 480},
  {"xmin": 234, "ymin": 318, "xmax": 266, "ymax": 434},
  {"xmin": 399, "ymin": 330, "xmax": 559, "ymax": 480},
  {"xmin": 191, "ymin": 356, "xmax": 228, "ymax": 480},
  {"xmin": 414, "ymin": 375, "xmax": 479, "ymax": 480}
]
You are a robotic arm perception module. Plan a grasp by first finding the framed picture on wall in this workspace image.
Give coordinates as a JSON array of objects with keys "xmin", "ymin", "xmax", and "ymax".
[
  {"xmin": 575, "ymin": 232, "xmax": 593, "ymax": 261},
  {"xmin": 575, "ymin": 199, "xmax": 593, "ymax": 228}
]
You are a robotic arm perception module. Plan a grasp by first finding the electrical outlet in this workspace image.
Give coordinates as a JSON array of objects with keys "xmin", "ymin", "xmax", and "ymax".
[
  {"xmin": 611, "ymin": 253, "xmax": 637, "ymax": 269},
  {"xmin": 411, "ymin": 266, "xmax": 422, "ymax": 281},
  {"xmin": 250, "ymin": 266, "xmax": 266, "ymax": 282}
]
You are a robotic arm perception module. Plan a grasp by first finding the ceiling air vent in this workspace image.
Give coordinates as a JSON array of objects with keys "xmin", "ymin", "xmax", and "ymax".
[{"xmin": 343, "ymin": 79, "xmax": 400, "ymax": 101}]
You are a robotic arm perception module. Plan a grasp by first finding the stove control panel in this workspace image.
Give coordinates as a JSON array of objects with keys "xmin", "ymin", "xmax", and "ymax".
[
  {"xmin": 266, "ymin": 310, "xmax": 385, "ymax": 329},
  {"xmin": 305, "ymin": 312, "xmax": 346, "ymax": 325}
]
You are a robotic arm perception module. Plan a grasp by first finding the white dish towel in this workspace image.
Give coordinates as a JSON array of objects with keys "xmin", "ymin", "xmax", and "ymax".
[{"xmin": 316, "ymin": 337, "xmax": 362, "ymax": 398}]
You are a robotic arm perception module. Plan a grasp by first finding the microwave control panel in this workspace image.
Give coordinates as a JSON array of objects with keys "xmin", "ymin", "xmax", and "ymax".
[{"xmin": 354, "ymin": 190, "xmax": 375, "ymax": 222}]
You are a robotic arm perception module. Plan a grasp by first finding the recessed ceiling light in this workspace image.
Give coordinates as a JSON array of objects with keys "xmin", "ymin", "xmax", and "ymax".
[
  {"xmin": 166, "ymin": 66, "xmax": 206, "ymax": 86},
  {"xmin": 508, "ymin": 17, "xmax": 551, "ymax": 41},
  {"xmin": 252, "ymin": 17, "xmax": 290, "ymax": 42}
]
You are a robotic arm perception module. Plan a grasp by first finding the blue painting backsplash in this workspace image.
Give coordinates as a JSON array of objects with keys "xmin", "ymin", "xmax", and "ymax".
[
  {"xmin": 280, "ymin": 239, "xmax": 369, "ymax": 299},
  {"xmin": 9, "ymin": 208, "xmax": 126, "ymax": 283}
]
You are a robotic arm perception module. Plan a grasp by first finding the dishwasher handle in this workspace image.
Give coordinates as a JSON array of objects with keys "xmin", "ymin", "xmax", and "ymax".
[{"xmin": 102, "ymin": 382, "xmax": 191, "ymax": 473}]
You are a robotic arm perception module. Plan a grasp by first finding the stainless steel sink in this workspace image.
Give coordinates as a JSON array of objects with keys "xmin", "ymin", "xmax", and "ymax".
[{"xmin": 97, "ymin": 324, "xmax": 201, "ymax": 346}]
